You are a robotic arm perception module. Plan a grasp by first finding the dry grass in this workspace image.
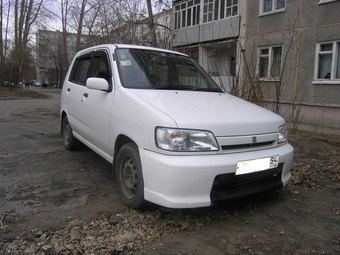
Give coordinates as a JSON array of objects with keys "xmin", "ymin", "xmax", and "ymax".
[{"xmin": 0, "ymin": 86, "xmax": 50, "ymax": 99}]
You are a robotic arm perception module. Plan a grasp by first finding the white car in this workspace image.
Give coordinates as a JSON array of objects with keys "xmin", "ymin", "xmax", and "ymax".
[{"xmin": 60, "ymin": 44, "xmax": 294, "ymax": 209}]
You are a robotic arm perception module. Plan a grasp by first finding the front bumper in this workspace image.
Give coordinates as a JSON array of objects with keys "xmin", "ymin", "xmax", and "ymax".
[{"xmin": 140, "ymin": 143, "xmax": 293, "ymax": 208}]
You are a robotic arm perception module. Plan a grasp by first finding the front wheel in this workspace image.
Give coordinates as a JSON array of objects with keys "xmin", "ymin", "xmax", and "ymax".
[{"xmin": 115, "ymin": 143, "xmax": 145, "ymax": 208}]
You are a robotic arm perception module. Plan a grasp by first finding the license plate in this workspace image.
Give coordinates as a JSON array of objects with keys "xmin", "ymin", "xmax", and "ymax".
[{"xmin": 236, "ymin": 155, "xmax": 279, "ymax": 175}]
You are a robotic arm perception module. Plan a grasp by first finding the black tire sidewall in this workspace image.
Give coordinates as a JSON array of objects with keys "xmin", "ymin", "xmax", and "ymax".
[
  {"xmin": 62, "ymin": 116, "xmax": 79, "ymax": 150},
  {"xmin": 116, "ymin": 143, "xmax": 145, "ymax": 208}
]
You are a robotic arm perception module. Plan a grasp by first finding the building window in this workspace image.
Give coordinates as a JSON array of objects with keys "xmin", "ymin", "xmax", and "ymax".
[
  {"xmin": 187, "ymin": 0, "xmax": 201, "ymax": 26},
  {"xmin": 174, "ymin": 0, "xmax": 200, "ymax": 30},
  {"xmin": 315, "ymin": 41, "xmax": 340, "ymax": 80},
  {"xmin": 203, "ymin": 0, "xmax": 215, "ymax": 23},
  {"xmin": 258, "ymin": 46, "xmax": 282, "ymax": 79},
  {"xmin": 223, "ymin": 0, "xmax": 238, "ymax": 18},
  {"xmin": 203, "ymin": 0, "xmax": 238, "ymax": 23},
  {"xmin": 230, "ymin": 55, "xmax": 236, "ymax": 76},
  {"xmin": 174, "ymin": 3, "xmax": 185, "ymax": 30},
  {"xmin": 259, "ymin": 0, "xmax": 286, "ymax": 15}
]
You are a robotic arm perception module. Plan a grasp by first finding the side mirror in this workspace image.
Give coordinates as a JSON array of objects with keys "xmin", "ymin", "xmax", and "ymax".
[{"xmin": 86, "ymin": 77, "xmax": 109, "ymax": 91}]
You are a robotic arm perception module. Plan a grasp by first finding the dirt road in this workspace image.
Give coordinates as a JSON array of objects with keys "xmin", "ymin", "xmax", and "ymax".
[
  {"xmin": 0, "ymin": 88, "xmax": 127, "ymax": 237},
  {"xmin": 0, "ymin": 88, "xmax": 339, "ymax": 254}
]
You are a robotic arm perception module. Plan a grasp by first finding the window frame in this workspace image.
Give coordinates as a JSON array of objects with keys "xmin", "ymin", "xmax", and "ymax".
[
  {"xmin": 257, "ymin": 45, "xmax": 283, "ymax": 81},
  {"xmin": 313, "ymin": 41, "xmax": 340, "ymax": 84},
  {"xmin": 318, "ymin": 0, "xmax": 339, "ymax": 4},
  {"xmin": 259, "ymin": 0, "xmax": 286, "ymax": 16}
]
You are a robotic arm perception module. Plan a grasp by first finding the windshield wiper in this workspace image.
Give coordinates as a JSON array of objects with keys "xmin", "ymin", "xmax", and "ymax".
[
  {"xmin": 155, "ymin": 85, "xmax": 222, "ymax": 92},
  {"xmin": 155, "ymin": 85, "xmax": 191, "ymax": 90}
]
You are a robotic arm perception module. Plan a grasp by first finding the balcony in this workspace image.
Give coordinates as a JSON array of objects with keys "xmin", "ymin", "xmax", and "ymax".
[{"xmin": 173, "ymin": 15, "xmax": 240, "ymax": 47}]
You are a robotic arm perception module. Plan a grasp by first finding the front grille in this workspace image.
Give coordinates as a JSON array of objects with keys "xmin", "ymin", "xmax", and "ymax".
[
  {"xmin": 210, "ymin": 163, "xmax": 283, "ymax": 205},
  {"xmin": 221, "ymin": 141, "xmax": 274, "ymax": 150}
]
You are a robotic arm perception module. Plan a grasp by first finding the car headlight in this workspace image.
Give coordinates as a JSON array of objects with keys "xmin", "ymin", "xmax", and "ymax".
[
  {"xmin": 155, "ymin": 127, "xmax": 219, "ymax": 152},
  {"xmin": 278, "ymin": 123, "xmax": 288, "ymax": 144}
]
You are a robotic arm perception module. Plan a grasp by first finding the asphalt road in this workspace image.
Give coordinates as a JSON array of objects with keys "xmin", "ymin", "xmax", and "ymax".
[{"xmin": 0, "ymin": 88, "xmax": 126, "ymax": 238}]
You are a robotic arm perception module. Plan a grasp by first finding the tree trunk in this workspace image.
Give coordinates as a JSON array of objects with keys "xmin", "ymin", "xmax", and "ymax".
[
  {"xmin": 0, "ymin": 0, "xmax": 3, "ymax": 86},
  {"xmin": 75, "ymin": 0, "xmax": 87, "ymax": 52},
  {"xmin": 146, "ymin": 0, "xmax": 157, "ymax": 47},
  {"xmin": 12, "ymin": 0, "xmax": 43, "ymax": 87},
  {"xmin": 61, "ymin": 0, "xmax": 69, "ymax": 69}
]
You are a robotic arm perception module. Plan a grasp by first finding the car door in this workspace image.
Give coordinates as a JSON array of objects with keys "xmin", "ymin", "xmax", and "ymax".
[
  {"xmin": 78, "ymin": 50, "xmax": 114, "ymax": 156},
  {"xmin": 63, "ymin": 52, "xmax": 92, "ymax": 142}
]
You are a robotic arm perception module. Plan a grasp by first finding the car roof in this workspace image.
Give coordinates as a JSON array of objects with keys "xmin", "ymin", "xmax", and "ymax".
[{"xmin": 75, "ymin": 44, "xmax": 187, "ymax": 57}]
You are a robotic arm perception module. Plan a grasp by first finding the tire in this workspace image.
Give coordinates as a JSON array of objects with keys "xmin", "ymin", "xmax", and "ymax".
[
  {"xmin": 116, "ymin": 143, "xmax": 145, "ymax": 208},
  {"xmin": 62, "ymin": 116, "xmax": 80, "ymax": 150}
]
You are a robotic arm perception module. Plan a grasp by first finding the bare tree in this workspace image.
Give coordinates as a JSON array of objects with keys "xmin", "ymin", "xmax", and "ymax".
[
  {"xmin": 83, "ymin": 0, "xmax": 172, "ymax": 47},
  {"xmin": 12, "ymin": 0, "xmax": 44, "ymax": 87},
  {"xmin": 73, "ymin": 0, "xmax": 96, "ymax": 52}
]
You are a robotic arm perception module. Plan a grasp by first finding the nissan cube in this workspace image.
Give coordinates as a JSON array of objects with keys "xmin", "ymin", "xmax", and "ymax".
[{"xmin": 60, "ymin": 44, "xmax": 294, "ymax": 209}]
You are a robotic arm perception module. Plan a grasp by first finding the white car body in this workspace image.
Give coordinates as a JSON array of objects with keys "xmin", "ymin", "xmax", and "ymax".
[{"xmin": 60, "ymin": 44, "xmax": 294, "ymax": 209}]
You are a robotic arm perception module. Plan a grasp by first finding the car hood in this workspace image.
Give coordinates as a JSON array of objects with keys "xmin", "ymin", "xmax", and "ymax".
[{"xmin": 131, "ymin": 90, "xmax": 284, "ymax": 136}]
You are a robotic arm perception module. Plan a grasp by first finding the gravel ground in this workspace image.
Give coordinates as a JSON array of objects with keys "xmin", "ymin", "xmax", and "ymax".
[{"xmin": 1, "ymin": 108, "xmax": 339, "ymax": 255}]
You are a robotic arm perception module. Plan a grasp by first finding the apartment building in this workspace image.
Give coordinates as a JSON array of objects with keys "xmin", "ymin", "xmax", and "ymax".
[
  {"xmin": 36, "ymin": 30, "xmax": 94, "ymax": 86},
  {"xmin": 172, "ymin": 0, "xmax": 340, "ymax": 132}
]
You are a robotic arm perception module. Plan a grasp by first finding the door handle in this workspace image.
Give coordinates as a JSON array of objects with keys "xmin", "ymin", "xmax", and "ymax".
[
  {"xmin": 81, "ymin": 93, "xmax": 88, "ymax": 102},
  {"xmin": 67, "ymin": 88, "xmax": 70, "ymax": 92}
]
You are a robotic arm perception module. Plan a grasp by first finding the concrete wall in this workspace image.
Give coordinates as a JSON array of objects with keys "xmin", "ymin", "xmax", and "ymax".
[
  {"xmin": 266, "ymin": 102, "xmax": 340, "ymax": 135},
  {"xmin": 244, "ymin": 0, "xmax": 340, "ymax": 131}
]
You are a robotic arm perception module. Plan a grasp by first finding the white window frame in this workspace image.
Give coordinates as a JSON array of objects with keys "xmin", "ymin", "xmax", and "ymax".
[
  {"xmin": 189, "ymin": 0, "xmax": 201, "ymax": 26},
  {"xmin": 259, "ymin": 0, "xmax": 286, "ymax": 16},
  {"xmin": 203, "ymin": 0, "xmax": 239, "ymax": 23},
  {"xmin": 174, "ymin": 2, "xmax": 186, "ymax": 30},
  {"xmin": 174, "ymin": 0, "xmax": 201, "ymax": 30},
  {"xmin": 313, "ymin": 41, "xmax": 340, "ymax": 84},
  {"xmin": 224, "ymin": 0, "xmax": 239, "ymax": 18},
  {"xmin": 257, "ymin": 46, "xmax": 283, "ymax": 81},
  {"xmin": 203, "ymin": 0, "xmax": 215, "ymax": 23}
]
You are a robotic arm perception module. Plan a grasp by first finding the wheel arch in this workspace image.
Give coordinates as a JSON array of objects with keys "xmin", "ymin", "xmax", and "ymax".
[{"xmin": 112, "ymin": 135, "xmax": 136, "ymax": 171}]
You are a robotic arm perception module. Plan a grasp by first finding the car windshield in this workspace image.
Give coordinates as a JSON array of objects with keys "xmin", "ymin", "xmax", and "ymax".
[{"xmin": 116, "ymin": 48, "xmax": 223, "ymax": 92}]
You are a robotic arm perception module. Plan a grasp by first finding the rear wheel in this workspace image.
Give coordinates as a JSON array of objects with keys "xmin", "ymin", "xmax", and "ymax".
[
  {"xmin": 116, "ymin": 143, "xmax": 145, "ymax": 208},
  {"xmin": 62, "ymin": 116, "xmax": 80, "ymax": 150}
]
